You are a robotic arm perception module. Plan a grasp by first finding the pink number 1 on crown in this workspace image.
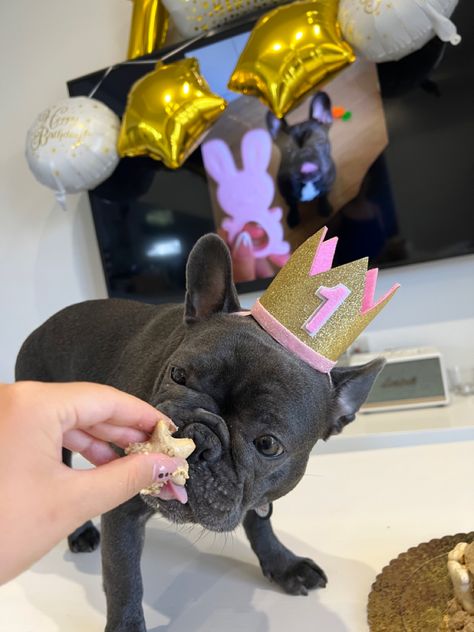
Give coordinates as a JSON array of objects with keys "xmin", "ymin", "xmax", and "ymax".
[{"xmin": 303, "ymin": 284, "xmax": 351, "ymax": 337}]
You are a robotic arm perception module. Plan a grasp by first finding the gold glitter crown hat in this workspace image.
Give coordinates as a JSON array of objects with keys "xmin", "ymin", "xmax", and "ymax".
[{"xmin": 250, "ymin": 227, "xmax": 400, "ymax": 373}]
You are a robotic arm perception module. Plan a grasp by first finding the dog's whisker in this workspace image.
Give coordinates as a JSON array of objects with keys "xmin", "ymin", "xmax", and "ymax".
[
  {"xmin": 190, "ymin": 526, "xmax": 208, "ymax": 547},
  {"xmin": 219, "ymin": 531, "xmax": 230, "ymax": 555}
]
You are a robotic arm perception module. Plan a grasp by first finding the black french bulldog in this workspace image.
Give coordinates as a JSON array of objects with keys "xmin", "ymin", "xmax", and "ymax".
[
  {"xmin": 266, "ymin": 92, "xmax": 336, "ymax": 229},
  {"xmin": 16, "ymin": 234, "xmax": 383, "ymax": 632}
]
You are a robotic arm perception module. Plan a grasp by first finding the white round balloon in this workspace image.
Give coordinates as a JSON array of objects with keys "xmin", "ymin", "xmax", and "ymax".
[
  {"xmin": 25, "ymin": 96, "xmax": 120, "ymax": 206},
  {"xmin": 338, "ymin": 0, "xmax": 461, "ymax": 63},
  {"xmin": 162, "ymin": 0, "xmax": 283, "ymax": 38}
]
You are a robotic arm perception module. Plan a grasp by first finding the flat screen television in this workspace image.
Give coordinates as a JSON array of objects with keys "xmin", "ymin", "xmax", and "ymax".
[{"xmin": 68, "ymin": 1, "xmax": 473, "ymax": 304}]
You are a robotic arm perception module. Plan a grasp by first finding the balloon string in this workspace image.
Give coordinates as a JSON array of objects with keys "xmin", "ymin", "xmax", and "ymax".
[
  {"xmin": 89, "ymin": 65, "xmax": 117, "ymax": 98},
  {"xmin": 87, "ymin": 34, "xmax": 207, "ymax": 99}
]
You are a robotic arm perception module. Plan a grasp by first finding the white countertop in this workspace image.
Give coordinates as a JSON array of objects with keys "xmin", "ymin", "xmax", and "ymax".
[
  {"xmin": 1, "ymin": 397, "xmax": 473, "ymax": 632},
  {"xmin": 319, "ymin": 393, "xmax": 474, "ymax": 454}
]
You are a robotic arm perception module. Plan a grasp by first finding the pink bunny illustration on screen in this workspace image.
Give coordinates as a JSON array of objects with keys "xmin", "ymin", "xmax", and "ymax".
[{"xmin": 202, "ymin": 129, "xmax": 290, "ymax": 261}]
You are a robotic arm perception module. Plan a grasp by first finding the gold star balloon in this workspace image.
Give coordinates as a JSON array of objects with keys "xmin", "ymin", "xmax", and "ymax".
[
  {"xmin": 118, "ymin": 58, "xmax": 227, "ymax": 169},
  {"xmin": 228, "ymin": 0, "xmax": 355, "ymax": 118}
]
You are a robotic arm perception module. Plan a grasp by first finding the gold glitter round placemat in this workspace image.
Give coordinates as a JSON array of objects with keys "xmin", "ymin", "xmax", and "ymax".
[{"xmin": 367, "ymin": 532, "xmax": 474, "ymax": 632}]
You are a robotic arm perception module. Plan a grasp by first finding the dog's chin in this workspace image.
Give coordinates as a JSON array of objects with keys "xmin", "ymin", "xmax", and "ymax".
[
  {"xmin": 140, "ymin": 461, "xmax": 245, "ymax": 532},
  {"xmin": 141, "ymin": 495, "xmax": 243, "ymax": 532}
]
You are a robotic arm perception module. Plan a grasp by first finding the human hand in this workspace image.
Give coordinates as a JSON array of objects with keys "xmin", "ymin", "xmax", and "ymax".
[
  {"xmin": 231, "ymin": 231, "xmax": 257, "ymax": 282},
  {"xmin": 221, "ymin": 228, "xmax": 281, "ymax": 283},
  {"xmin": 0, "ymin": 381, "xmax": 185, "ymax": 584}
]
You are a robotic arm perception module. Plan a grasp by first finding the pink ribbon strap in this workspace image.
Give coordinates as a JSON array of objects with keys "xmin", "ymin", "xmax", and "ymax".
[{"xmin": 251, "ymin": 300, "xmax": 335, "ymax": 373}]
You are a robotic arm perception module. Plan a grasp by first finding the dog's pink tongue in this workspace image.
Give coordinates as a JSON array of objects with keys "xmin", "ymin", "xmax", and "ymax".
[
  {"xmin": 158, "ymin": 480, "xmax": 188, "ymax": 504},
  {"xmin": 301, "ymin": 162, "xmax": 319, "ymax": 174}
]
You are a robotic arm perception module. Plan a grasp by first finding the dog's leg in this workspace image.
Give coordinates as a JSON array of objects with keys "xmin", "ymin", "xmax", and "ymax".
[
  {"xmin": 277, "ymin": 177, "xmax": 301, "ymax": 228},
  {"xmin": 101, "ymin": 496, "xmax": 154, "ymax": 632},
  {"xmin": 318, "ymin": 194, "xmax": 333, "ymax": 218},
  {"xmin": 243, "ymin": 508, "xmax": 327, "ymax": 596},
  {"xmin": 286, "ymin": 204, "xmax": 301, "ymax": 228},
  {"xmin": 62, "ymin": 448, "xmax": 101, "ymax": 553}
]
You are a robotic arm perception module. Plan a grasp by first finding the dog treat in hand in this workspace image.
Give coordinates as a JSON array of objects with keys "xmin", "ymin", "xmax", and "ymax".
[{"xmin": 126, "ymin": 420, "xmax": 195, "ymax": 496}]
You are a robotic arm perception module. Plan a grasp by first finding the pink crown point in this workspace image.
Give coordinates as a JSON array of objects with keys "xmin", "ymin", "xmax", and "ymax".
[
  {"xmin": 361, "ymin": 268, "xmax": 400, "ymax": 315},
  {"xmin": 309, "ymin": 228, "xmax": 338, "ymax": 276}
]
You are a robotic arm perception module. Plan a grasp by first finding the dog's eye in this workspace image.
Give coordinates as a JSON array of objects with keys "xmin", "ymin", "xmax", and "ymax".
[
  {"xmin": 170, "ymin": 366, "xmax": 186, "ymax": 385},
  {"xmin": 254, "ymin": 435, "xmax": 283, "ymax": 458}
]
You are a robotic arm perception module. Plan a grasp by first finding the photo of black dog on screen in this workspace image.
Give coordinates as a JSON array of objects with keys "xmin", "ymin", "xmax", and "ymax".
[{"xmin": 266, "ymin": 92, "xmax": 336, "ymax": 229}]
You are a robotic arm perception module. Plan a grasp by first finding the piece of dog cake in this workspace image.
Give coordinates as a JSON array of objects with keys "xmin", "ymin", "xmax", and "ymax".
[
  {"xmin": 439, "ymin": 542, "xmax": 474, "ymax": 631},
  {"xmin": 125, "ymin": 419, "xmax": 195, "ymax": 495},
  {"xmin": 447, "ymin": 542, "xmax": 474, "ymax": 615}
]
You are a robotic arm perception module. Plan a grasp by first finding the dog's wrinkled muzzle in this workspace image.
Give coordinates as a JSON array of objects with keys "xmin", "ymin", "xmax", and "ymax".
[{"xmin": 179, "ymin": 408, "xmax": 230, "ymax": 464}]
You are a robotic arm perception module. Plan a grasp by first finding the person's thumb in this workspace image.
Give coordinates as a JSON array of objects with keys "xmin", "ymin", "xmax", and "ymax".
[{"xmin": 68, "ymin": 453, "xmax": 185, "ymax": 524}]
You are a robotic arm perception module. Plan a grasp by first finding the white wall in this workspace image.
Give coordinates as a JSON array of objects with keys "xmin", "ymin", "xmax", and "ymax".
[
  {"xmin": 1, "ymin": 1, "xmax": 473, "ymax": 383},
  {"xmin": 0, "ymin": 0, "xmax": 130, "ymax": 382}
]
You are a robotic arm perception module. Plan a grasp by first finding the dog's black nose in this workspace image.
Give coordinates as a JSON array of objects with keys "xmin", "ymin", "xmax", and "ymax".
[
  {"xmin": 181, "ymin": 409, "xmax": 230, "ymax": 464},
  {"xmin": 184, "ymin": 423, "xmax": 222, "ymax": 463}
]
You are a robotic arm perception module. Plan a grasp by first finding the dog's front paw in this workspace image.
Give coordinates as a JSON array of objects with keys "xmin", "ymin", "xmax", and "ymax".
[
  {"xmin": 68, "ymin": 521, "xmax": 100, "ymax": 553},
  {"xmin": 105, "ymin": 625, "xmax": 146, "ymax": 632},
  {"xmin": 105, "ymin": 620, "xmax": 147, "ymax": 632},
  {"xmin": 263, "ymin": 556, "xmax": 328, "ymax": 596}
]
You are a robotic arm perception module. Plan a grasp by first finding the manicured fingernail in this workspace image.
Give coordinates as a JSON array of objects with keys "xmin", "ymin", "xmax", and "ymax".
[
  {"xmin": 161, "ymin": 416, "xmax": 177, "ymax": 432},
  {"xmin": 152, "ymin": 456, "xmax": 182, "ymax": 482},
  {"xmin": 234, "ymin": 231, "xmax": 253, "ymax": 258},
  {"xmin": 152, "ymin": 414, "xmax": 177, "ymax": 432}
]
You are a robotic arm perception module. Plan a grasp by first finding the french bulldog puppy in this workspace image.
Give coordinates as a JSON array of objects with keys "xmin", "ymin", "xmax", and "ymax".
[
  {"xmin": 16, "ymin": 234, "xmax": 383, "ymax": 632},
  {"xmin": 267, "ymin": 92, "xmax": 336, "ymax": 228}
]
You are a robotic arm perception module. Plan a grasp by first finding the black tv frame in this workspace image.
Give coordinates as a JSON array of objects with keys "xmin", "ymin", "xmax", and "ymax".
[{"xmin": 68, "ymin": 2, "xmax": 473, "ymax": 305}]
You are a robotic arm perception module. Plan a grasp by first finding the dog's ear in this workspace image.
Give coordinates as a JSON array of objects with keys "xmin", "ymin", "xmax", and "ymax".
[
  {"xmin": 266, "ymin": 110, "xmax": 289, "ymax": 140},
  {"xmin": 185, "ymin": 234, "xmax": 241, "ymax": 323},
  {"xmin": 324, "ymin": 358, "xmax": 385, "ymax": 439},
  {"xmin": 310, "ymin": 92, "xmax": 333, "ymax": 127}
]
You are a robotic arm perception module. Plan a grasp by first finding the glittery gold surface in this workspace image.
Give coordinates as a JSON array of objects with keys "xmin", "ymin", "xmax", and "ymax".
[
  {"xmin": 118, "ymin": 58, "xmax": 226, "ymax": 169},
  {"xmin": 260, "ymin": 228, "xmax": 398, "ymax": 361},
  {"xmin": 367, "ymin": 532, "xmax": 474, "ymax": 632},
  {"xmin": 228, "ymin": 0, "xmax": 355, "ymax": 118}
]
